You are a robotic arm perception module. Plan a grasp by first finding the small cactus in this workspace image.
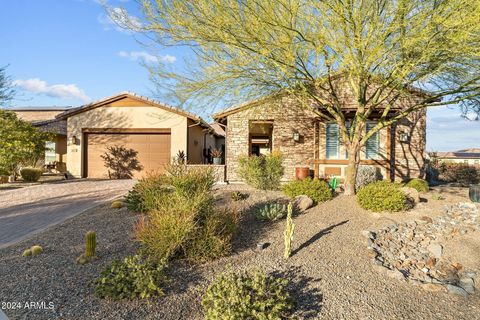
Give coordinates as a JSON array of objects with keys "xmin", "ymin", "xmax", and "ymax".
[
  {"xmin": 22, "ymin": 249, "xmax": 32, "ymax": 257},
  {"xmin": 30, "ymin": 245, "xmax": 43, "ymax": 256},
  {"xmin": 111, "ymin": 200, "xmax": 123, "ymax": 209},
  {"xmin": 85, "ymin": 231, "xmax": 96, "ymax": 258},
  {"xmin": 284, "ymin": 202, "xmax": 295, "ymax": 259}
]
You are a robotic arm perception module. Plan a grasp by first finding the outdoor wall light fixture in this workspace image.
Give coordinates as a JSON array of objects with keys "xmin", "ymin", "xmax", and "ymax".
[
  {"xmin": 399, "ymin": 132, "xmax": 409, "ymax": 143},
  {"xmin": 71, "ymin": 136, "xmax": 78, "ymax": 145},
  {"xmin": 293, "ymin": 132, "xmax": 300, "ymax": 142}
]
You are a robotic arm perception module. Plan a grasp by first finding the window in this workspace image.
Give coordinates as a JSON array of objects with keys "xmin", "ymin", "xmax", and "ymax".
[
  {"xmin": 45, "ymin": 141, "xmax": 56, "ymax": 164},
  {"xmin": 365, "ymin": 123, "xmax": 379, "ymax": 159},
  {"xmin": 326, "ymin": 123, "xmax": 339, "ymax": 159}
]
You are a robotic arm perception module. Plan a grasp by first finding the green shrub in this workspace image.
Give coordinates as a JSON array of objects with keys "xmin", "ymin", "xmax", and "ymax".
[
  {"xmin": 201, "ymin": 269, "xmax": 294, "ymax": 320},
  {"xmin": 356, "ymin": 181, "xmax": 408, "ymax": 212},
  {"xmin": 253, "ymin": 202, "xmax": 287, "ymax": 221},
  {"xmin": 282, "ymin": 178, "xmax": 332, "ymax": 203},
  {"xmin": 237, "ymin": 151, "xmax": 284, "ymax": 190},
  {"xmin": 134, "ymin": 164, "xmax": 238, "ymax": 263},
  {"xmin": 95, "ymin": 254, "xmax": 167, "ymax": 300},
  {"xmin": 230, "ymin": 191, "xmax": 248, "ymax": 201},
  {"xmin": 431, "ymin": 193, "xmax": 445, "ymax": 200},
  {"xmin": 20, "ymin": 167, "xmax": 43, "ymax": 182},
  {"xmin": 404, "ymin": 178, "xmax": 429, "ymax": 193},
  {"xmin": 124, "ymin": 164, "xmax": 215, "ymax": 213}
]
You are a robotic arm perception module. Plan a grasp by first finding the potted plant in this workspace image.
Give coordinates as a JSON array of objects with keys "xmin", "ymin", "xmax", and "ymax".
[
  {"xmin": 0, "ymin": 167, "xmax": 9, "ymax": 184},
  {"xmin": 470, "ymin": 184, "xmax": 480, "ymax": 203},
  {"xmin": 211, "ymin": 148, "xmax": 223, "ymax": 165}
]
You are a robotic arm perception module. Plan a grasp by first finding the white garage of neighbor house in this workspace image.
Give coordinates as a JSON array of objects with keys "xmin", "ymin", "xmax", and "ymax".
[{"xmin": 56, "ymin": 92, "xmax": 224, "ymax": 179}]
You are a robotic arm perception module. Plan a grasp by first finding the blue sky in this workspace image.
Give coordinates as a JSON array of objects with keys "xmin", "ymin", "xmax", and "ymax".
[{"xmin": 1, "ymin": 0, "xmax": 478, "ymax": 151}]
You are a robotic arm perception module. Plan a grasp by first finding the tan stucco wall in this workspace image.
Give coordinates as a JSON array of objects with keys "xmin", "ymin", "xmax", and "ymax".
[
  {"xmin": 14, "ymin": 110, "xmax": 65, "ymax": 122},
  {"xmin": 187, "ymin": 120, "xmax": 218, "ymax": 164},
  {"xmin": 66, "ymin": 104, "xmax": 188, "ymax": 177}
]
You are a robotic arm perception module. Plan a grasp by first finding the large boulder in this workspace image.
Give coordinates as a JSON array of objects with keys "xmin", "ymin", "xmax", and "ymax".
[
  {"xmin": 400, "ymin": 187, "xmax": 420, "ymax": 206},
  {"xmin": 293, "ymin": 195, "xmax": 314, "ymax": 212}
]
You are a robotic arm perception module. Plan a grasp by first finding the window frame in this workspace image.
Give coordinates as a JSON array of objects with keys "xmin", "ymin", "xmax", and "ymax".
[
  {"xmin": 326, "ymin": 122, "xmax": 340, "ymax": 159},
  {"xmin": 365, "ymin": 122, "xmax": 380, "ymax": 160}
]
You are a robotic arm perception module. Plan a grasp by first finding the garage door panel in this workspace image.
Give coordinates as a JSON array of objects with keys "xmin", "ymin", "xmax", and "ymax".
[{"xmin": 86, "ymin": 132, "xmax": 171, "ymax": 179}]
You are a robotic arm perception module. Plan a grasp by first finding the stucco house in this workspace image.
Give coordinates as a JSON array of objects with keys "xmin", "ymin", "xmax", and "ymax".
[
  {"xmin": 213, "ymin": 92, "xmax": 427, "ymax": 183},
  {"xmin": 55, "ymin": 92, "xmax": 224, "ymax": 178},
  {"xmin": 9, "ymin": 92, "xmax": 224, "ymax": 179},
  {"xmin": 435, "ymin": 149, "xmax": 480, "ymax": 166}
]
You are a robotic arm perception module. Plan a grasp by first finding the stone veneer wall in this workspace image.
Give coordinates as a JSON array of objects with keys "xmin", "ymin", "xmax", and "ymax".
[
  {"xmin": 391, "ymin": 109, "xmax": 426, "ymax": 181},
  {"xmin": 225, "ymin": 97, "xmax": 318, "ymax": 182},
  {"xmin": 224, "ymin": 98, "xmax": 426, "ymax": 183}
]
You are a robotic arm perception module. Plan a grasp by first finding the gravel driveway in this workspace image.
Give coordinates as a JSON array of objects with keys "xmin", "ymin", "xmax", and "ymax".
[{"xmin": 0, "ymin": 179, "xmax": 135, "ymax": 248}]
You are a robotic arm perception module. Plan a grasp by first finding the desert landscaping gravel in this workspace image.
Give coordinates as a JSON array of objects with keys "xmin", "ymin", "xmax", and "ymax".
[{"xmin": 0, "ymin": 185, "xmax": 479, "ymax": 319}]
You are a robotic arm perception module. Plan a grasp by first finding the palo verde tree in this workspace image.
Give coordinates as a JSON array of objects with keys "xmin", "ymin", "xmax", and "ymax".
[{"xmin": 117, "ymin": 0, "xmax": 480, "ymax": 194}]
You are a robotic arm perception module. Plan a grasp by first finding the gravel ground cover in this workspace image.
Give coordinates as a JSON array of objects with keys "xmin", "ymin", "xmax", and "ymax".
[{"xmin": 1, "ymin": 185, "xmax": 479, "ymax": 320}]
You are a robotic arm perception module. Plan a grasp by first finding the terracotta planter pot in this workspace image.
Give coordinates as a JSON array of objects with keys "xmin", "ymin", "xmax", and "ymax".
[
  {"xmin": 469, "ymin": 185, "xmax": 480, "ymax": 203},
  {"xmin": 295, "ymin": 167, "xmax": 310, "ymax": 180}
]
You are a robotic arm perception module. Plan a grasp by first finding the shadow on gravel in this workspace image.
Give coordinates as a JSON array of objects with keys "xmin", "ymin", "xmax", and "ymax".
[
  {"xmin": 164, "ymin": 261, "xmax": 205, "ymax": 295},
  {"xmin": 231, "ymin": 199, "xmax": 286, "ymax": 254},
  {"xmin": 291, "ymin": 220, "xmax": 349, "ymax": 256},
  {"xmin": 273, "ymin": 266, "xmax": 323, "ymax": 319}
]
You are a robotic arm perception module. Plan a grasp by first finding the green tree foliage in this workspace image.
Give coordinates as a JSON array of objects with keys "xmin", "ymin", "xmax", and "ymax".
[
  {"xmin": 116, "ymin": 0, "xmax": 480, "ymax": 195},
  {"xmin": 0, "ymin": 110, "xmax": 52, "ymax": 176}
]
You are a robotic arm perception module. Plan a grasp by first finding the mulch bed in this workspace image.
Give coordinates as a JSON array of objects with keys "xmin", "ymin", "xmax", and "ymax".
[{"xmin": 1, "ymin": 186, "xmax": 479, "ymax": 319}]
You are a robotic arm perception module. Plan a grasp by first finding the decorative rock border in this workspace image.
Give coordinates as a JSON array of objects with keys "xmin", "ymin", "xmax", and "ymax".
[{"xmin": 364, "ymin": 202, "xmax": 479, "ymax": 296}]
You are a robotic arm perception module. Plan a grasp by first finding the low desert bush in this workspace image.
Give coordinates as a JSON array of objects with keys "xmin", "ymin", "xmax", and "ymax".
[
  {"xmin": 435, "ymin": 163, "xmax": 480, "ymax": 186},
  {"xmin": 134, "ymin": 164, "xmax": 238, "ymax": 263},
  {"xmin": 20, "ymin": 167, "xmax": 43, "ymax": 182},
  {"xmin": 253, "ymin": 202, "xmax": 287, "ymax": 221},
  {"xmin": 237, "ymin": 151, "xmax": 284, "ymax": 190},
  {"xmin": 124, "ymin": 173, "xmax": 170, "ymax": 213},
  {"xmin": 124, "ymin": 165, "xmax": 215, "ymax": 213},
  {"xmin": 201, "ymin": 269, "xmax": 294, "ymax": 320},
  {"xmin": 282, "ymin": 178, "xmax": 332, "ymax": 203},
  {"xmin": 355, "ymin": 165, "xmax": 382, "ymax": 190},
  {"xmin": 451, "ymin": 165, "xmax": 480, "ymax": 186},
  {"xmin": 230, "ymin": 191, "xmax": 248, "ymax": 201},
  {"xmin": 404, "ymin": 178, "xmax": 429, "ymax": 193},
  {"xmin": 95, "ymin": 254, "xmax": 167, "ymax": 300},
  {"xmin": 356, "ymin": 181, "xmax": 408, "ymax": 212}
]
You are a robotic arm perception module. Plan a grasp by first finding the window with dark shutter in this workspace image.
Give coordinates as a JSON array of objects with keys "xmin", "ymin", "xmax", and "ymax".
[
  {"xmin": 365, "ymin": 122, "xmax": 379, "ymax": 159},
  {"xmin": 326, "ymin": 123, "xmax": 339, "ymax": 159}
]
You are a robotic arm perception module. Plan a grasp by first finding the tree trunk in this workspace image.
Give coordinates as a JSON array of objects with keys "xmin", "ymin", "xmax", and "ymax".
[{"xmin": 344, "ymin": 145, "xmax": 360, "ymax": 196}]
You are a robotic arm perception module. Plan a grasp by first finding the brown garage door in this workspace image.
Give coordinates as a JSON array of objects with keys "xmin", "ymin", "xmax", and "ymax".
[{"xmin": 84, "ymin": 132, "xmax": 171, "ymax": 178}]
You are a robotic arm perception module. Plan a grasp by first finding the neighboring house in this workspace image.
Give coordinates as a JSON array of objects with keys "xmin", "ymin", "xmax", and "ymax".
[
  {"xmin": 435, "ymin": 149, "xmax": 480, "ymax": 166},
  {"xmin": 8, "ymin": 107, "xmax": 70, "ymax": 171},
  {"xmin": 213, "ymin": 93, "xmax": 427, "ymax": 183},
  {"xmin": 55, "ymin": 92, "xmax": 222, "ymax": 178}
]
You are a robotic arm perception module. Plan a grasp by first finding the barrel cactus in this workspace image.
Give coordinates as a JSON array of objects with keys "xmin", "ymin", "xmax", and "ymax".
[
  {"xmin": 77, "ymin": 231, "xmax": 97, "ymax": 264},
  {"xmin": 30, "ymin": 245, "xmax": 43, "ymax": 256},
  {"xmin": 111, "ymin": 200, "xmax": 124, "ymax": 209},
  {"xmin": 22, "ymin": 249, "xmax": 32, "ymax": 257},
  {"xmin": 85, "ymin": 231, "xmax": 96, "ymax": 258}
]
